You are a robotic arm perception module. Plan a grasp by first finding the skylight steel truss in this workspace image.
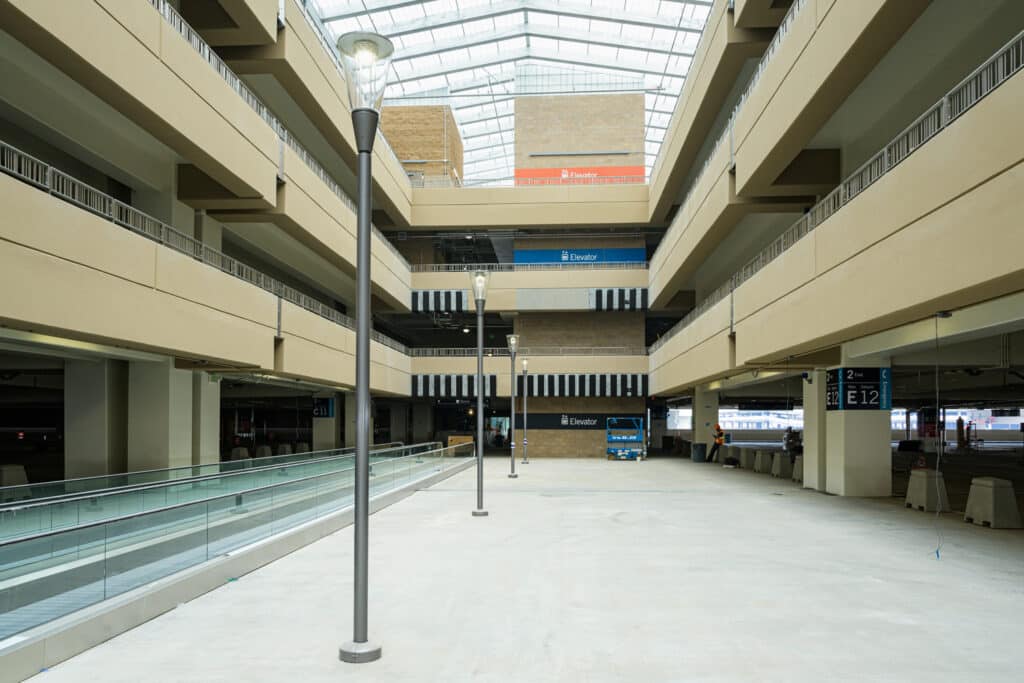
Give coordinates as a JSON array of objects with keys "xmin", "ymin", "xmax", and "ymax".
[{"xmin": 314, "ymin": 0, "xmax": 712, "ymax": 183}]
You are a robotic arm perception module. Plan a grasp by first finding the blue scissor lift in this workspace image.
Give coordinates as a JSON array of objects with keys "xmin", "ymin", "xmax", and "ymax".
[{"xmin": 606, "ymin": 417, "xmax": 644, "ymax": 460}]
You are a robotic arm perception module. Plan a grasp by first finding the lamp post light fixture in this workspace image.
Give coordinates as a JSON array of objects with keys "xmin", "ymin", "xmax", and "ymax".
[
  {"xmin": 506, "ymin": 334, "xmax": 519, "ymax": 479},
  {"xmin": 522, "ymin": 358, "xmax": 529, "ymax": 464},
  {"xmin": 471, "ymin": 269, "xmax": 489, "ymax": 517},
  {"xmin": 336, "ymin": 30, "xmax": 393, "ymax": 666}
]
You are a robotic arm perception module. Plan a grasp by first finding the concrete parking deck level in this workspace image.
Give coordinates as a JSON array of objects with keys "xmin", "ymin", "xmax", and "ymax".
[{"xmin": 32, "ymin": 459, "xmax": 1024, "ymax": 682}]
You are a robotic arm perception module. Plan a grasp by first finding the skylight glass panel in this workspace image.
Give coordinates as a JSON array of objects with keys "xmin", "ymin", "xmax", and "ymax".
[{"xmin": 315, "ymin": 0, "xmax": 711, "ymax": 183}]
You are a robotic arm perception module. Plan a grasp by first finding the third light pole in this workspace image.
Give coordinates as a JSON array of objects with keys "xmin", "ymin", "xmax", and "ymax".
[{"xmin": 507, "ymin": 334, "xmax": 519, "ymax": 478}]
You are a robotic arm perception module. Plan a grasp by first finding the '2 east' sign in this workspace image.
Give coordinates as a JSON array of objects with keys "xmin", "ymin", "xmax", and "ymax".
[{"xmin": 825, "ymin": 368, "xmax": 892, "ymax": 411}]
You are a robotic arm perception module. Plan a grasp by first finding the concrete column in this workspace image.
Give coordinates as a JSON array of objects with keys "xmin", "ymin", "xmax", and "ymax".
[
  {"xmin": 412, "ymin": 401, "xmax": 433, "ymax": 443},
  {"xmin": 344, "ymin": 392, "xmax": 356, "ymax": 448},
  {"xmin": 192, "ymin": 372, "xmax": 221, "ymax": 465},
  {"xmin": 64, "ymin": 359, "xmax": 128, "ymax": 478},
  {"xmin": 127, "ymin": 359, "xmax": 193, "ymax": 471},
  {"xmin": 313, "ymin": 393, "xmax": 342, "ymax": 451},
  {"xmin": 802, "ymin": 369, "xmax": 827, "ymax": 491},
  {"xmin": 825, "ymin": 356, "xmax": 892, "ymax": 497},
  {"xmin": 692, "ymin": 386, "xmax": 719, "ymax": 448},
  {"xmin": 389, "ymin": 402, "xmax": 409, "ymax": 444}
]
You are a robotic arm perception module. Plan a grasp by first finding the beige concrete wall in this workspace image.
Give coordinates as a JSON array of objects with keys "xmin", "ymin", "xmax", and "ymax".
[
  {"xmin": 225, "ymin": 9, "xmax": 413, "ymax": 224},
  {"xmin": 732, "ymin": 69, "xmax": 1024, "ymax": 365},
  {"xmin": 216, "ymin": 145, "xmax": 412, "ymax": 310},
  {"xmin": 186, "ymin": 0, "xmax": 279, "ymax": 46},
  {"xmin": 732, "ymin": 0, "xmax": 930, "ymax": 195},
  {"xmin": 513, "ymin": 94, "xmax": 644, "ymax": 171},
  {"xmin": 0, "ymin": 0, "xmax": 279, "ymax": 205},
  {"xmin": 275, "ymin": 302, "xmax": 411, "ymax": 396},
  {"xmin": 519, "ymin": 396, "xmax": 644, "ymax": 458},
  {"xmin": 648, "ymin": 297, "xmax": 735, "ymax": 395},
  {"xmin": 410, "ymin": 184, "xmax": 649, "ymax": 228},
  {"xmin": 0, "ymin": 173, "xmax": 415, "ymax": 395},
  {"xmin": 381, "ymin": 105, "xmax": 464, "ymax": 182},
  {"xmin": 515, "ymin": 312, "xmax": 644, "ymax": 347},
  {"xmin": 0, "ymin": 173, "xmax": 276, "ymax": 368},
  {"xmin": 647, "ymin": 0, "xmax": 770, "ymax": 220}
]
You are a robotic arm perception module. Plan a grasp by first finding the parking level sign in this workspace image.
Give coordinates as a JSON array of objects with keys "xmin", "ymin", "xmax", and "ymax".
[{"xmin": 826, "ymin": 368, "xmax": 892, "ymax": 411}]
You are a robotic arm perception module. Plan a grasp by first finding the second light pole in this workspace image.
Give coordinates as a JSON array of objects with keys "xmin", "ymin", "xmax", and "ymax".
[
  {"xmin": 471, "ymin": 269, "xmax": 489, "ymax": 517},
  {"xmin": 506, "ymin": 334, "xmax": 519, "ymax": 478}
]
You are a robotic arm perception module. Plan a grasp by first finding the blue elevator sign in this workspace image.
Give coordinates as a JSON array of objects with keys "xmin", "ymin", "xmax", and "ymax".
[
  {"xmin": 825, "ymin": 368, "xmax": 892, "ymax": 411},
  {"xmin": 513, "ymin": 248, "xmax": 646, "ymax": 264}
]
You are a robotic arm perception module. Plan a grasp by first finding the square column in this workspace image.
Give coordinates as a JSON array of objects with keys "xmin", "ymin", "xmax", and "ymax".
[
  {"xmin": 64, "ymin": 359, "xmax": 128, "ymax": 478},
  {"xmin": 692, "ymin": 386, "xmax": 719, "ymax": 449},
  {"xmin": 313, "ymin": 393, "xmax": 342, "ymax": 451},
  {"xmin": 825, "ymin": 359, "xmax": 892, "ymax": 497},
  {"xmin": 127, "ymin": 359, "xmax": 193, "ymax": 471},
  {"xmin": 802, "ymin": 369, "xmax": 827, "ymax": 491},
  {"xmin": 412, "ymin": 401, "xmax": 433, "ymax": 443},
  {"xmin": 192, "ymin": 371, "xmax": 221, "ymax": 465}
]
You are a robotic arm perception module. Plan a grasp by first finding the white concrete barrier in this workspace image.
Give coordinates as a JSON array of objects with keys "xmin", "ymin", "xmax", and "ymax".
[
  {"xmin": 771, "ymin": 452, "xmax": 793, "ymax": 479},
  {"xmin": 904, "ymin": 469, "xmax": 950, "ymax": 512},
  {"xmin": 964, "ymin": 477, "xmax": 1022, "ymax": 529},
  {"xmin": 739, "ymin": 449, "xmax": 757, "ymax": 470},
  {"xmin": 792, "ymin": 455, "xmax": 803, "ymax": 483},
  {"xmin": 754, "ymin": 450, "xmax": 773, "ymax": 474}
]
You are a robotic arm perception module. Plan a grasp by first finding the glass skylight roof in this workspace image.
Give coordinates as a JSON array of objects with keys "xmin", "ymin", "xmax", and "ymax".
[{"xmin": 313, "ymin": 0, "xmax": 712, "ymax": 183}]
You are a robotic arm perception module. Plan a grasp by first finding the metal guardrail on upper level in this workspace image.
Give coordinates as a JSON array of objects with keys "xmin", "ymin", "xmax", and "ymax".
[
  {"xmin": 650, "ymin": 0, "xmax": 807, "ymax": 274},
  {"xmin": 409, "ymin": 261, "xmax": 648, "ymax": 273},
  {"xmin": 411, "ymin": 174, "xmax": 648, "ymax": 188},
  {"xmin": 0, "ymin": 138, "xmax": 407, "ymax": 354},
  {"xmin": 148, "ymin": 0, "xmax": 411, "ymax": 273},
  {"xmin": 289, "ymin": 0, "xmax": 406, "ymax": 173},
  {"xmin": 649, "ymin": 29, "xmax": 1024, "ymax": 354},
  {"xmin": 409, "ymin": 346, "xmax": 648, "ymax": 357}
]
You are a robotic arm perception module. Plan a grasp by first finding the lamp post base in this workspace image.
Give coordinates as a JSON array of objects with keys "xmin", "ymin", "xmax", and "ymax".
[
  {"xmin": 521, "ymin": 460, "xmax": 529, "ymax": 464},
  {"xmin": 508, "ymin": 473, "xmax": 518, "ymax": 478},
  {"xmin": 471, "ymin": 509, "xmax": 489, "ymax": 517},
  {"xmin": 339, "ymin": 641, "xmax": 382, "ymax": 664}
]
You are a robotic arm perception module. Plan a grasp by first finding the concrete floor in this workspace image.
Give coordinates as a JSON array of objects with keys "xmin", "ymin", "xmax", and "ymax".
[{"xmin": 34, "ymin": 458, "xmax": 1024, "ymax": 682}]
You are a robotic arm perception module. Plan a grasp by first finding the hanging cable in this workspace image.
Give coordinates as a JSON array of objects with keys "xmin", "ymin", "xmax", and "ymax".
[{"xmin": 933, "ymin": 311, "xmax": 952, "ymax": 559}]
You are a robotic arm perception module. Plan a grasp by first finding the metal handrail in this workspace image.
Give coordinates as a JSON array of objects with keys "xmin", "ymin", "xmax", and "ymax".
[
  {"xmin": 408, "ymin": 346, "xmax": 648, "ymax": 357},
  {"xmin": 649, "ymin": 29, "xmax": 1024, "ymax": 354},
  {"xmin": 411, "ymin": 174, "xmax": 648, "ymax": 188},
  {"xmin": 650, "ymin": 0, "xmax": 808, "ymax": 269},
  {"xmin": 0, "ymin": 443, "xmax": 473, "ymax": 549},
  {"xmin": 291, "ymin": 0, "xmax": 408, "ymax": 178},
  {"xmin": 149, "ymin": 0, "xmax": 411, "ymax": 271},
  {"xmin": 0, "ymin": 443, "xmax": 431, "ymax": 515},
  {"xmin": 0, "ymin": 440, "xmax": 411, "ymax": 506},
  {"xmin": 409, "ymin": 261, "xmax": 648, "ymax": 272},
  {"xmin": 0, "ymin": 138, "xmax": 408, "ymax": 354}
]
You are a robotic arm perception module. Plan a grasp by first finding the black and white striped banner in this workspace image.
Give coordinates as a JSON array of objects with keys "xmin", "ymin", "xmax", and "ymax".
[
  {"xmin": 516, "ymin": 373, "xmax": 648, "ymax": 398},
  {"xmin": 591, "ymin": 288, "xmax": 647, "ymax": 311},
  {"xmin": 412, "ymin": 290, "xmax": 470, "ymax": 313},
  {"xmin": 411, "ymin": 374, "xmax": 497, "ymax": 398}
]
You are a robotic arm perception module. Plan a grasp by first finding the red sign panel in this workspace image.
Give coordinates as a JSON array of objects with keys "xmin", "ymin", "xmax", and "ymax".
[{"xmin": 514, "ymin": 166, "xmax": 645, "ymax": 186}]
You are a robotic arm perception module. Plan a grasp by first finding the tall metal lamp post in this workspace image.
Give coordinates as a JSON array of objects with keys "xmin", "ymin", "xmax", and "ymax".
[
  {"xmin": 506, "ymin": 334, "xmax": 519, "ymax": 478},
  {"xmin": 471, "ymin": 269, "xmax": 489, "ymax": 516},
  {"xmin": 336, "ymin": 31, "xmax": 393, "ymax": 665},
  {"xmin": 522, "ymin": 358, "xmax": 529, "ymax": 464}
]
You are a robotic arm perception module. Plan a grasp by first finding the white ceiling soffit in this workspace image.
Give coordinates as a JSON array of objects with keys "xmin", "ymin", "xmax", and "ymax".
[{"xmin": 312, "ymin": 0, "xmax": 712, "ymax": 182}]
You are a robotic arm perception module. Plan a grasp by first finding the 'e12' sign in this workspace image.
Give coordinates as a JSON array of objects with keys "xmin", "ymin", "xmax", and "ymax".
[{"xmin": 825, "ymin": 368, "xmax": 892, "ymax": 411}]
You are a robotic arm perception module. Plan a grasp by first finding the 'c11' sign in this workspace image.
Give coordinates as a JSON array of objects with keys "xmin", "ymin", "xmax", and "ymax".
[{"xmin": 825, "ymin": 368, "xmax": 892, "ymax": 411}]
